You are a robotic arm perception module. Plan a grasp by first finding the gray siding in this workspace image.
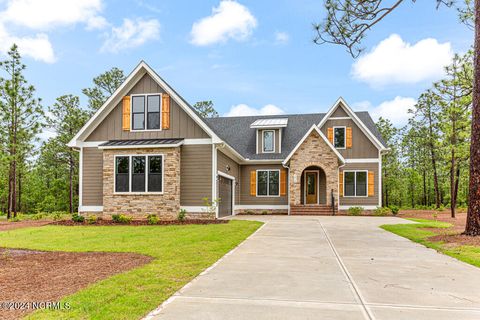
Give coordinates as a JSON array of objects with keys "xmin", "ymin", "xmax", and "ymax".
[
  {"xmin": 180, "ymin": 145, "xmax": 212, "ymax": 206},
  {"xmin": 256, "ymin": 129, "xmax": 281, "ymax": 154},
  {"xmin": 217, "ymin": 150, "xmax": 241, "ymax": 204},
  {"xmin": 321, "ymin": 119, "xmax": 378, "ymax": 159},
  {"xmin": 331, "ymin": 104, "xmax": 349, "ymax": 117},
  {"xmin": 239, "ymin": 164, "xmax": 288, "ymax": 205},
  {"xmin": 86, "ymin": 73, "xmax": 209, "ymax": 141},
  {"xmin": 340, "ymin": 162, "xmax": 379, "ymax": 206},
  {"xmin": 82, "ymin": 147, "xmax": 103, "ymax": 206}
]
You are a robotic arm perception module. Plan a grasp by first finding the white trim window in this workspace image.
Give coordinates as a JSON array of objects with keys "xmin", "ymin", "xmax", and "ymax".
[
  {"xmin": 114, "ymin": 154, "xmax": 164, "ymax": 193},
  {"xmin": 344, "ymin": 170, "xmax": 367, "ymax": 197},
  {"xmin": 257, "ymin": 169, "xmax": 280, "ymax": 197},
  {"xmin": 262, "ymin": 130, "xmax": 275, "ymax": 153},
  {"xmin": 333, "ymin": 126, "xmax": 346, "ymax": 149},
  {"xmin": 131, "ymin": 94, "xmax": 162, "ymax": 131}
]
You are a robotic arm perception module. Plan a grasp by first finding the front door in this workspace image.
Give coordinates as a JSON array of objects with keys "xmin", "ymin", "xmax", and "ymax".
[{"xmin": 305, "ymin": 171, "xmax": 318, "ymax": 204}]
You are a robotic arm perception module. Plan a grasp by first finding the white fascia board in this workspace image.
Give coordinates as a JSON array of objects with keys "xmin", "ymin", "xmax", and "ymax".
[
  {"xmin": 184, "ymin": 138, "xmax": 212, "ymax": 145},
  {"xmin": 345, "ymin": 158, "xmax": 380, "ymax": 163},
  {"xmin": 283, "ymin": 124, "xmax": 345, "ymax": 165},
  {"xmin": 98, "ymin": 142, "xmax": 184, "ymax": 150},
  {"xmin": 318, "ymin": 97, "xmax": 387, "ymax": 151}
]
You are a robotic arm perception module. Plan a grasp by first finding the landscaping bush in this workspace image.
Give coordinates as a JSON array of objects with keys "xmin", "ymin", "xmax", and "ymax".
[
  {"xmin": 373, "ymin": 207, "xmax": 391, "ymax": 216},
  {"xmin": 51, "ymin": 211, "xmax": 67, "ymax": 221},
  {"xmin": 348, "ymin": 207, "xmax": 363, "ymax": 216},
  {"xmin": 245, "ymin": 210, "xmax": 254, "ymax": 215},
  {"xmin": 389, "ymin": 205, "xmax": 399, "ymax": 216},
  {"xmin": 87, "ymin": 215, "xmax": 98, "ymax": 224},
  {"xmin": 147, "ymin": 214, "xmax": 159, "ymax": 225},
  {"xmin": 72, "ymin": 214, "xmax": 85, "ymax": 223},
  {"xmin": 8, "ymin": 216, "xmax": 21, "ymax": 222},
  {"xmin": 177, "ymin": 209, "xmax": 186, "ymax": 222},
  {"xmin": 111, "ymin": 214, "xmax": 132, "ymax": 224},
  {"xmin": 261, "ymin": 210, "xmax": 268, "ymax": 215},
  {"xmin": 32, "ymin": 212, "xmax": 47, "ymax": 220}
]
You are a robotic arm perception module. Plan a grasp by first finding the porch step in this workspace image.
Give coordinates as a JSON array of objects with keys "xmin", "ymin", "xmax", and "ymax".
[{"xmin": 290, "ymin": 205, "xmax": 335, "ymax": 216}]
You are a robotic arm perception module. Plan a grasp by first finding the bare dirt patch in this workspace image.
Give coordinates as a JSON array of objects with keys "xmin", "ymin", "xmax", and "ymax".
[
  {"xmin": 0, "ymin": 220, "xmax": 51, "ymax": 232},
  {"xmin": 397, "ymin": 209, "xmax": 480, "ymax": 246},
  {"xmin": 0, "ymin": 248, "xmax": 152, "ymax": 320}
]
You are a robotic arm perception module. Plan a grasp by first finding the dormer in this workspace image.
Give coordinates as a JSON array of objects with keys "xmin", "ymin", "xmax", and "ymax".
[{"xmin": 250, "ymin": 118, "xmax": 288, "ymax": 154}]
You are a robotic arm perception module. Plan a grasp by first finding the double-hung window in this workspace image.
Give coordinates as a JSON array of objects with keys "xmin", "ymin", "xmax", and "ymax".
[
  {"xmin": 131, "ymin": 94, "xmax": 161, "ymax": 130},
  {"xmin": 344, "ymin": 171, "xmax": 367, "ymax": 197},
  {"xmin": 334, "ymin": 127, "xmax": 346, "ymax": 149},
  {"xmin": 262, "ymin": 130, "xmax": 275, "ymax": 153},
  {"xmin": 115, "ymin": 155, "xmax": 163, "ymax": 193},
  {"xmin": 257, "ymin": 170, "xmax": 279, "ymax": 196}
]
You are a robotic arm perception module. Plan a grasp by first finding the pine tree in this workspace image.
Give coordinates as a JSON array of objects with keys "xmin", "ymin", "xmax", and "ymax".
[{"xmin": 82, "ymin": 67, "xmax": 125, "ymax": 114}]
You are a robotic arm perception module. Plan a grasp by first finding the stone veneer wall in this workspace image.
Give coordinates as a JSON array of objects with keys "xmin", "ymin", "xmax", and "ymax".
[
  {"xmin": 102, "ymin": 147, "xmax": 181, "ymax": 219},
  {"xmin": 288, "ymin": 130, "xmax": 340, "ymax": 206}
]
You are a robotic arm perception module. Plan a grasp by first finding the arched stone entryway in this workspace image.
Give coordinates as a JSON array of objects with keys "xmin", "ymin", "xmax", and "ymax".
[{"xmin": 300, "ymin": 166, "xmax": 327, "ymax": 205}]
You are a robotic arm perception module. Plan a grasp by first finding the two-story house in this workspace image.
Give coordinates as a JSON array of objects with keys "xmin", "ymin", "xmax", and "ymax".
[{"xmin": 68, "ymin": 61, "xmax": 389, "ymax": 218}]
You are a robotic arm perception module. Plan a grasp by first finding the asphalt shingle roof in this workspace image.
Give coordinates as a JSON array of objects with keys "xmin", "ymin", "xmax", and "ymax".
[{"xmin": 206, "ymin": 112, "xmax": 387, "ymax": 160}]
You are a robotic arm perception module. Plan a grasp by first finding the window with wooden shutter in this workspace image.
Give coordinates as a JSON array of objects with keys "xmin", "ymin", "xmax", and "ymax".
[
  {"xmin": 250, "ymin": 171, "xmax": 256, "ymax": 196},
  {"xmin": 346, "ymin": 127, "xmax": 352, "ymax": 148},
  {"xmin": 368, "ymin": 171, "xmax": 375, "ymax": 196},
  {"xmin": 122, "ymin": 96, "xmax": 131, "ymax": 131},
  {"xmin": 280, "ymin": 169, "xmax": 287, "ymax": 196},
  {"xmin": 339, "ymin": 172, "xmax": 344, "ymax": 197},
  {"xmin": 327, "ymin": 127, "xmax": 334, "ymax": 143},
  {"xmin": 162, "ymin": 93, "xmax": 170, "ymax": 129}
]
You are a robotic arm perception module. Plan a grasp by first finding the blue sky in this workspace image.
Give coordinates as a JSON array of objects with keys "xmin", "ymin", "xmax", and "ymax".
[{"xmin": 0, "ymin": 0, "xmax": 473, "ymax": 130}]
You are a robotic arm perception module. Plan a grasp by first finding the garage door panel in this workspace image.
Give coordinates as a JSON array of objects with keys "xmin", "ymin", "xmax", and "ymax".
[{"xmin": 218, "ymin": 176, "xmax": 232, "ymax": 218}]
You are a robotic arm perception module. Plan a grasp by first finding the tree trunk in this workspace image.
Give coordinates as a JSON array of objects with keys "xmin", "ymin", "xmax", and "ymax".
[
  {"xmin": 465, "ymin": 0, "xmax": 480, "ymax": 235},
  {"xmin": 423, "ymin": 169, "xmax": 427, "ymax": 206},
  {"xmin": 451, "ymin": 148, "xmax": 456, "ymax": 218}
]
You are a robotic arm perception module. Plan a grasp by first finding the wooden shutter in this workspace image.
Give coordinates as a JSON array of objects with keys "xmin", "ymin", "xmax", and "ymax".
[
  {"xmin": 346, "ymin": 127, "xmax": 352, "ymax": 148},
  {"xmin": 162, "ymin": 93, "xmax": 170, "ymax": 129},
  {"xmin": 280, "ymin": 169, "xmax": 287, "ymax": 196},
  {"xmin": 339, "ymin": 172, "xmax": 344, "ymax": 197},
  {"xmin": 327, "ymin": 127, "xmax": 334, "ymax": 143},
  {"xmin": 122, "ymin": 96, "xmax": 131, "ymax": 131},
  {"xmin": 368, "ymin": 171, "xmax": 375, "ymax": 196},
  {"xmin": 250, "ymin": 171, "xmax": 257, "ymax": 196}
]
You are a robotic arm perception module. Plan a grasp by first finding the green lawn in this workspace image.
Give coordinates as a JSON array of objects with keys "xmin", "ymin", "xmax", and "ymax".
[
  {"xmin": 0, "ymin": 220, "xmax": 262, "ymax": 319},
  {"xmin": 381, "ymin": 219, "xmax": 480, "ymax": 268}
]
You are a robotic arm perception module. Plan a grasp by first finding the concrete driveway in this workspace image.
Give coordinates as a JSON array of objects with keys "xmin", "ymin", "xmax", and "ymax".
[{"xmin": 147, "ymin": 216, "xmax": 480, "ymax": 320}]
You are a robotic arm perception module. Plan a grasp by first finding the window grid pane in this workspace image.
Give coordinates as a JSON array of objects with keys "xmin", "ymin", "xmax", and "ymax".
[
  {"xmin": 344, "ymin": 172, "xmax": 355, "ymax": 197},
  {"xmin": 356, "ymin": 172, "xmax": 367, "ymax": 196},
  {"xmin": 147, "ymin": 95, "xmax": 160, "ymax": 129},
  {"xmin": 148, "ymin": 156, "xmax": 163, "ymax": 192},
  {"xmin": 115, "ymin": 157, "xmax": 129, "ymax": 192},
  {"xmin": 334, "ymin": 128, "xmax": 345, "ymax": 148},
  {"xmin": 268, "ymin": 171, "xmax": 279, "ymax": 196},
  {"xmin": 263, "ymin": 131, "xmax": 274, "ymax": 152},
  {"xmin": 257, "ymin": 171, "xmax": 268, "ymax": 196},
  {"xmin": 132, "ymin": 156, "xmax": 146, "ymax": 192}
]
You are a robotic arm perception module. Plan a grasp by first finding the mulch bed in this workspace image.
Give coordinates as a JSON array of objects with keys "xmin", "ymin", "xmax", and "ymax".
[
  {"xmin": 397, "ymin": 209, "xmax": 480, "ymax": 246},
  {"xmin": 51, "ymin": 219, "xmax": 229, "ymax": 226},
  {"xmin": 0, "ymin": 248, "xmax": 152, "ymax": 320},
  {"xmin": 0, "ymin": 220, "xmax": 51, "ymax": 231}
]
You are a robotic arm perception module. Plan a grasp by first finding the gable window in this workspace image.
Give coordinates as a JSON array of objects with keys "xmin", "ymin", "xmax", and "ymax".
[
  {"xmin": 334, "ymin": 127, "xmax": 346, "ymax": 149},
  {"xmin": 262, "ymin": 130, "xmax": 275, "ymax": 153},
  {"xmin": 344, "ymin": 171, "xmax": 367, "ymax": 197},
  {"xmin": 257, "ymin": 170, "xmax": 279, "ymax": 196},
  {"xmin": 115, "ymin": 154, "xmax": 164, "ymax": 193},
  {"xmin": 131, "ymin": 94, "xmax": 161, "ymax": 131}
]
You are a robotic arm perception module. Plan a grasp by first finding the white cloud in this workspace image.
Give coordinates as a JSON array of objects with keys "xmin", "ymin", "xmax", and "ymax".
[
  {"xmin": 0, "ymin": 25, "xmax": 55, "ymax": 63},
  {"xmin": 190, "ymin": 0, "xmax": 257, "ymax": 46},
  {"xmin": 274, "ymin": 31, "xmax": 289, "ymax": 45},
  {"xmin": 101, "ymin": 18, "xmax": 160, "ymax": 53},
  {"xmin": 352, "ymin": 34, "xmax": 453, "ymax": 86},
  {"xmin": 0, "ymin": 0, "xmax": 107, "ymax": 30},
  {"xmin": 224, "ymin": 104, "xmax": 285, "ymax": 117},
  {"xmin": 353, "ymin": 96, "xmax": 416, "ymax": 127}
]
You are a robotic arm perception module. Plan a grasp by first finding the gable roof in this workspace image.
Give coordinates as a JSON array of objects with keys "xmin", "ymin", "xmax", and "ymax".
[
  {"xmin": 68, "ymin": 61, "xmax": 221, "ymax": 147},
  {"xmin": 282, "ymin": 125, "xmax": 345, "ymax": 165}
]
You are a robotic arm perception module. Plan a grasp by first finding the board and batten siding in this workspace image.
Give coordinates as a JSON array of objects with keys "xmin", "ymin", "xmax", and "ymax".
[
  {"xmin": 339, "ymin": 162, "xmax": 379, "ymax": 206},
  {"xmin": 180, "ymin": 145, "xmax": 212, "ymax": 206},
  {"xmin": 217, "ymin": 150, "xmax": 241, "ymax": 204},
  {"xmin": 82, "ymin": 147, "xmax": 103, "ymax": 206},
  {"xmin": 85, "ymin": 73, "xmax": 209, "ymax": 141},
  {"xmin": 320, "ymin": 118, "xmax": 378, "ymax": 159},
  {"xmin": 239, "ymin": 164, "xmax": 288, "ymax": 205}
]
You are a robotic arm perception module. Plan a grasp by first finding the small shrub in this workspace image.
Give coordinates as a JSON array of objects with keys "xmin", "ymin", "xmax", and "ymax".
[
  {"xmin": 348, "ymin": 207, "xmax": 363, "ymax": 216},
  {"xmin": 432, "ymin": 212, "xmax": 438, "ymax": 221},
  {"xmin": 147, "ymin": 214, "xmax": 159, "ymax": 225},
  {"xmin": 177, "ymin": 209, "xmax": 186, "ymax": 222},
  {"xmin": 8, "ymin": 216, "xmax": 21, "ymax": 222},
  {"xmin": 437, "ymin": 205, "xmax": 445, "ymax": 212},
  {"xmin": 72, "ymin": 214, "xmax": 85, "ymax": 223},
  {"xmin": 261, "ymin": 210, "xmax": 268, "ymax": 215},
  {"xmin": 389, "ymin": 205, "xmax": 399, "ymax": 216},
  {"xmin": 245, "ymin": 210, "xmax": 254, "ymax": 215},
  {"xmin": 87, "ymin": 215, "xmax": 98, "ymax": 224},
  {"xmin": 51, "ymin": 211, "xmax": 65, "ymax": 221},
  {"xmin": 32, "ymin": 212, "xmax": 46, "ymax": 220},
  {"xmin": 373, "ymin": 207, "xmax": 391, "ymax": 216},
  {"xmin": 112, "ymin": 214, "xmax": 132, "ymax": 224}
]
